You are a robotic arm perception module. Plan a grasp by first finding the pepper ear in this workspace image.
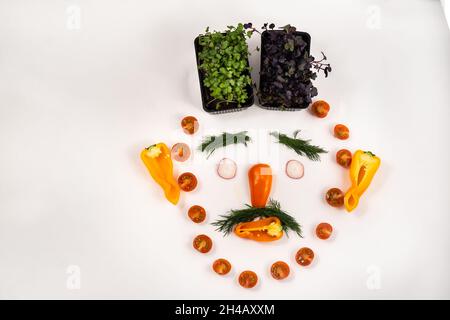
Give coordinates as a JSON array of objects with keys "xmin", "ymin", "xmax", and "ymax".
[{"xmin": 344, "ymin": 188, "xmax": 359, "ymax": 212}]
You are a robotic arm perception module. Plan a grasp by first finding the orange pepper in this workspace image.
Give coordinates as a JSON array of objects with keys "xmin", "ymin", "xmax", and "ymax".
[
  {"xmin": 234, "ymin": 217, "xmax": 283, "ymax": 242},
  {"xmin": 248, "ymin": 164, "xmax": 272, "ymax": 208},
  {"xmin": 141, "ymin": 143, "xmax": 180, "ymax": 205}
]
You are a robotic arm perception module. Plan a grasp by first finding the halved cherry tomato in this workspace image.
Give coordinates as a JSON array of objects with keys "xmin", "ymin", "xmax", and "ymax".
[
  {"xmin": 181, "ymin": 116, "xmax": 199, "ymax": 135},
  {"xmin": 213, "ymin": 259, "xmax": 232, "ymax": 275},
  {"xmin": 270, "ymin": 261, "xmax": 290, "ymax": 280},
  {"xmin": 326, "ymin": 188, "xmax": 344, "ymax": 207},
  {"xmin": 188, "ymin": 205, "xmax": 206, "ymax": 223},
  {"xmin": 171, "ymin": 143, "xmax": 191, "ymax": 162},
  {"xmin": 238, "ymin": 271, "xmax": 258, "ymax": 288},
  {"xmin": 334, "ymin": 124, "xmax": 350, "ymax": 140},
  {"xmin": 295, "ymin": 247, "xmax": 314, "ymax": 266},
  {"xmin": 316, "ymin": 223, "xmax": 333, "ymax": 240},
  {"xmin": 336, "ymin": 149, "xmax": 352, "ymax": 168},
  {"xmin": 178, "ymin": 172, "xmax": 197, "ymax": 192},
  {"xmin": 193, "ymin": 234, "xmax": 212, "ymax": 253},
  {"xmin": 311, "ymin": 100, "xmax": 330, "ymax": 118}
]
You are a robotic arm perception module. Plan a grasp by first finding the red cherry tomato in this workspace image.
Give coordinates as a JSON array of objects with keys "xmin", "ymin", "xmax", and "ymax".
[
  {"xmin": 178, "ymin": 172, "xmax": 198, "ymax": 192},
  {"xmin": 311, "ymin": 100, "xmax": 330, "ymax": 118},
  {"xmin": 334, "ymin": 124, "xmax": 350, "ymax": 140},
  {"xmin": 295, "ymin": 247, "xmax": 314, "ymax": 266},
  {"xmin": 316, "ymin": 223, "xmax": 333, "ymax": 240},
  {"xmin": 193, "ymin": 234, "xmax": 212, "ymax": 253},
  {"xmin": 181, "ymin": 116, "xmax": 199, "ymax": 135},
  {"xmin": 212, "ymin": 259, "xmax": 232, "ymax": 275},
  {"xmin": 238, "ymin": 271, "xmax": 258, "ymax": 288},
  {"xmin": 188, "ymin": 205, "xmax": 206, "ymax": 223},
  {"xmin": 336, "ymin": 149, "xmax": 352, "ymax": 168},
  {"xmin": 326, "ymin": 188, "xmax": 344, "ymax": 207},
  {"xmin": 270, "ymin": 261, "xmax": 290, "ymax": 280}
]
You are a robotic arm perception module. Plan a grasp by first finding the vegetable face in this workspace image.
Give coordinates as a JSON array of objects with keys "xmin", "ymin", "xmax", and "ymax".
[
  {"xmin": 248, "ymin": 164, "xmax": 272, "ymax": 208},
  {"xmin": 141, "ymin": 143, "xmax": 180, "ymax": 205},
  {"xmin": 344, "ymin": 150, "xmax": 381, "ymax": 212}
]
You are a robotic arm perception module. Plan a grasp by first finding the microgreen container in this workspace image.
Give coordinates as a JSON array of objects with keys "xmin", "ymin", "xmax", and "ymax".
[
  {"xmin": 194, "ymin": 36, "xmax": 254, "ymax": 115},
  {"xmin": 259, "ymin": 30, "xmax": 312, "ymax": 111}
]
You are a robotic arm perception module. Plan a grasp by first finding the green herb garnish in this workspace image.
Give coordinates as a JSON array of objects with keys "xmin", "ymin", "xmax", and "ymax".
[
  {"xmin": 212, "ymin": 199, "xmax": 302, "ymax": 237},
  {"xmin": 198, "ymin": 131, "xmax": 251, "ymax": 159},
  {"xmin": 270, "ymin": 130, "xmax": 327, "ymax": 161}
]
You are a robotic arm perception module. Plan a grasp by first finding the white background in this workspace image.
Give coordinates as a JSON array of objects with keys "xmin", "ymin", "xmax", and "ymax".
[{"xmin": 0, "ymin": 0, "xmax": 449, "ymax": 299}]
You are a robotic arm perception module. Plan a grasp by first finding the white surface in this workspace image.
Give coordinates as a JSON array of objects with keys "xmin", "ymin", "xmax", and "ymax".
[{"xmin": 0, "ymin": 0, "xmax": 449, "ymax": 300}]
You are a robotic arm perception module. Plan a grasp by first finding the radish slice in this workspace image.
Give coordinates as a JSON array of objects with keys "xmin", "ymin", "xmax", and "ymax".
[
  {"xmin": 171, "ymin": 143, "xmax": 190, "ymax": 162},
  {"xmin": 217, "ymin": 158, "xmax": 237, "ymax": 179},
  {"xmin": 286, "ymin": 160, "xmax": 304, "ymax": 179}
]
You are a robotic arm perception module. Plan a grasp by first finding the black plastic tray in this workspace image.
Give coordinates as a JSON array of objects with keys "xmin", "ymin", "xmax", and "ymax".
[
  {"xmin": 259, "ymin": 30, "xmax": 311, "ymax": 111},
  {"xmin": 194, "ymin": 36, "xmax": 254, "ymax": 114}
]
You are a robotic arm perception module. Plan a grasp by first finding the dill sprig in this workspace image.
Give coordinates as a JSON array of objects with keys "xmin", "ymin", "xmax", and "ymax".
[
  {"xmin": 212, "ymin": 199, "xmax": 302, "ymax": 237},
  {"xmin": 198, "ymin": 131, "xmax": 251, "ymax": 158},
  {"xmin": 270, "ymin": 130, "xmax": 327, "ymax": 161}
]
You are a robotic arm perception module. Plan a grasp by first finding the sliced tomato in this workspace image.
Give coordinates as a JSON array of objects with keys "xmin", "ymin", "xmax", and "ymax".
[
  {"xmin": 311, "ymin": 100, "xmax": 330, "ymax": 118},
  {"xmin": 181, "ymin": 116, "xmax": 199, "ymax": 135},
  {"xmin": 295, "ymin": 247, "xmax": 314, "ymax": 266},
  {"xmin": 193, "ymin": 234, "xmax": 212, "ymax": 253},
  {"xmin": 316, "ymin": 223, "xmax": 333, "ymax": 240},
  {"xmin": 178, "ymin": 172, "xmax": 198, "ymax": 192},
  {"xmin": 326, "ymin": 188, "xmax": 344, "ymax": 207},
  {"xmin": 188, "ymin": 205, "xmax": 206, "ymax": 223},
  {"xmin": 238, "ymin": 271, "xmax": 258, "ymax": 288},
  {"xmin": 334, "ymin": 124, "xmax": 350, "ymax": 140},
  {"xmin": 336, "ymin": 149, "xmax": 352, "ymax": 168},
  {"xmin": 270, "ymin": 261, "xmax": 290, "ymax": 280},
  {"xmin": 212, "ymin": 259, "xmax": 232, "ymax": 275}
]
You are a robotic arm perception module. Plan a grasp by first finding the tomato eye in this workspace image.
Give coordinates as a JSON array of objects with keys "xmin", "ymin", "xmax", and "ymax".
[
  {"xmin": 326, "ymin": 188, "xmax": 344, "ymax": 207},
  {"xmin": 295, "ymin": 247, "xmax": 314, "ymax": 266}
]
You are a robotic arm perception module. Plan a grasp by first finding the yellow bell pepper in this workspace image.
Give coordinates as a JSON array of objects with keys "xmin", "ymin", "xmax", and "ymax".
[
  {"xmin": 141, "ymin": 143, "xmax": 180, "ymax": 205},
  {"xmin": 344, "ymin": 150, "xmax": 380, "ymax": 212}
]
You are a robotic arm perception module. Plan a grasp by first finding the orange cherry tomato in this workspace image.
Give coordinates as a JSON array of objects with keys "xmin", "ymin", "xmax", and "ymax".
[
  {"xmin": 248, "ymin": 164, "xmax": 272, "ymax": 208},
  {"xmin": 336, "ymin": 149, "xmax": 352, "ymax": 168},
  {"xmin": 334, "ymin": 124, "xmax": 350, "ymax": 140},
  {"xmin": 193, "ymin": 234, "xmax": 212, "ymax": 253},
  {"xmin": 316, "ymin": 223, "xmax": 333, "ymax": 240},
  {"xmin": 238, "ymin": 271, "xmax": 258, "ymax": 288},
  {"xmin": 295, "ymin": 247, "xmax": 314, "ymax": 266},
  {"xmin": 326, "ymin": 188, "xmax": 344, "ymax": 207},
  {"xmin": 270, "ymin": 261, "xmax": 290, "ymax": 280},
  {"xmin": 178, "ymin": 172, "xmax": 197, "ymax": 192},
  {"xmin": 171, "ymin": 143, "xmax": 191, "ymax": 162},
  {"xmin": 181, "ymin": 116, "xmax": 199, "ymax": 135},
  {"xmin": 212, "ymin": 259, "xmax": 232, "ymax": 275},
  {"xmin": 310, "ymin": 100, "xmax": 330, "ymax": 118},
  {"xmin": 188, "ymin": 205, "xmax": 206, "ymax": 223}
]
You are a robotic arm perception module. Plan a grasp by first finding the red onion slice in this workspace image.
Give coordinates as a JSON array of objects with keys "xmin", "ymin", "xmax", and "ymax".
[
  {"xmin": 286, "ymin": 160, "xmax": 304, "ymax": 179},
  {"xmin": 217, "ymin": 158, "xmax": 237, "ymax": 179}
]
